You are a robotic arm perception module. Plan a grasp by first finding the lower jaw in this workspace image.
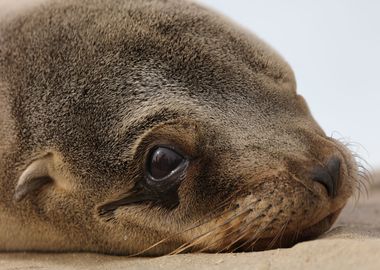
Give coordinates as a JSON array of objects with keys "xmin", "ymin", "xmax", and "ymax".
[{"xmin": 225, "ymin": 208, "xmax": 343, "ymax": 252}]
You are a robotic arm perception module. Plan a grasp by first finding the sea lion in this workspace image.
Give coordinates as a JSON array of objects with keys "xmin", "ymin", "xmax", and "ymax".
[{"xmin": 0, "ymin": 0, "xmax": 359, "ymax": 255}]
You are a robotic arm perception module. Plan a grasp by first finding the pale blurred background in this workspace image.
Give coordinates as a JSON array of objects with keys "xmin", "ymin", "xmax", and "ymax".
[{"xmin": 198, "ymin": 0, "xmax": 380, "ymax": 170}]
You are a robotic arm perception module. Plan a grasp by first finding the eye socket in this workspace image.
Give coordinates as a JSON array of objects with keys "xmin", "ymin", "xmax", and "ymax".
[{"xmin": 147, "ymin": 147, "xmax": 185, "ymax": 180}]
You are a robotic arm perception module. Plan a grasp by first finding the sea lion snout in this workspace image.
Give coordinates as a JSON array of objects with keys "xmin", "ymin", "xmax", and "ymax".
[{"xmin": 180, "ymin": 129, "xmax": 356, "ymax": 253}]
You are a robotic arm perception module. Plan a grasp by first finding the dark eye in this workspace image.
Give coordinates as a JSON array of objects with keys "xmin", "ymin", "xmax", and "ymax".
[{"xmin": 147, "ymin": 147, "xmax": 185, "ymax": 180}]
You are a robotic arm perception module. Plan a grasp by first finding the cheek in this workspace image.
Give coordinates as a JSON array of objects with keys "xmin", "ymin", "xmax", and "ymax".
[{"xmin": 174, "ymin": 157, "xmax": 243, "ymax": 224}]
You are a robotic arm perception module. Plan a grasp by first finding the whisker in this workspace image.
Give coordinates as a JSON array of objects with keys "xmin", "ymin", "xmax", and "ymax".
[
  {"xmin": 218, "ymin": 206, "xmax": 274, "ymax": 252},
  {"xmin": 267, "ymin": 217, "xmax": 289, "ymax": 250},
  {"xmin": 196, "ymin": 222, "xmax": 240, "ymax": 253},
  {"xmin": 236, "ymin": 217, "xmax": 277, "ymax": 252},
  {"xmin": 291, "ymin": 227, "xmax": 301, "ymax": 246},
  {"xmin": 169, "ymin": 206, "xmax": 255, "ymax": 255},
  {"xmin": 125, "ymin": 189, "xmax": 248, "ymax": 257},
  {"xmin": 278, "ymin": 218, "xmax": 291, "ymax": 248},
  {"xmin": 169, "ymin": 194, "xmax": 266, "ymax": 255}
]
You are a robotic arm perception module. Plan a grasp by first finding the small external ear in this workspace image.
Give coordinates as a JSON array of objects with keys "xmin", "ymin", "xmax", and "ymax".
[{"xmin": 14, "ymin": 154, "xmax": 55, "ymax": 202}]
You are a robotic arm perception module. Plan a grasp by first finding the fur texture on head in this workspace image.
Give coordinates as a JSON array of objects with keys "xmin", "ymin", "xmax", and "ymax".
[{"xmin": 0, "ymin": 0, "xmax": 359, "ymax": 255}]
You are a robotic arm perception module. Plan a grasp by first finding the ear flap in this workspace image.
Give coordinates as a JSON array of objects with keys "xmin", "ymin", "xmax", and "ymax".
[{"xmin": 14, "ymin": 154, "xmax": 55, "ymax": 202}]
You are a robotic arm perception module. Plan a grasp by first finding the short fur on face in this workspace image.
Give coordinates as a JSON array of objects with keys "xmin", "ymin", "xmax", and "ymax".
[{"xmin": 0, "ymin": 0, "xmax": 359, "ymax": 255}]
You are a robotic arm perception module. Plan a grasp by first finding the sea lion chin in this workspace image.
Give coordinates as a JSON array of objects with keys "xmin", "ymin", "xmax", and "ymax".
[{"xmin": 0, "ymin": 0, "xmax": 359, "ymax": 255}]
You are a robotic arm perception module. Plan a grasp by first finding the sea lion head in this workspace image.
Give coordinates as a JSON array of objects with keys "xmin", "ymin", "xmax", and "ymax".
[{"xmin": 0, "ymin": 0, "xmax": 360, "ymax": 255}]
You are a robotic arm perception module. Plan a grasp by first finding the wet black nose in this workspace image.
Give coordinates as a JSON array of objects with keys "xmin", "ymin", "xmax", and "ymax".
[{"xmin": 311, "ymin": 157, "xmax": 341, "ymax": 198}]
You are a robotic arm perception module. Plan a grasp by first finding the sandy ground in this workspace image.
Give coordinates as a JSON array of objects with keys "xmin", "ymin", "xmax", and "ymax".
[{"xmin": 0, "ymin": 172, "xmax": 379, "ymax": 270}]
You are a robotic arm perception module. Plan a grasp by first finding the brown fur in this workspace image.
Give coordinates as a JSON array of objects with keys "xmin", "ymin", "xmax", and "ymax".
[{"xmin": 0, "ymin": 0, "xmax": 358, "ymax": 255}]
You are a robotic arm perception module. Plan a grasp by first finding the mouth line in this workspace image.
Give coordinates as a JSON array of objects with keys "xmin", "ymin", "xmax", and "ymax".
[
  {"xmin": 292, "ymin": 208, "xmax": 342, "ymax": 240},
  {"xmin": 230, "ymin": 208, "xmax": 343, "ymax": 252}
]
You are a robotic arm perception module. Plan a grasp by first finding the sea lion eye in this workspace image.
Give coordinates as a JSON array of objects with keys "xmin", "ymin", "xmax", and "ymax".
[{"xmin": 147, "ymin": 147, "xmax": 185, "ymax": 180}]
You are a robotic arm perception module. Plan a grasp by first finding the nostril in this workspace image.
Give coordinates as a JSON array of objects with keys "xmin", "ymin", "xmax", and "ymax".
[
  {"xmin": 311, "ymin": 157, "xmax": 341, "ymax": 198},
  {"xmin": 311, "ymin": 168, "xmax": 334, "ymax": 197},
  {"xmin": 326, "ymin": 157, "xmax": 341, "ymax": 195}
]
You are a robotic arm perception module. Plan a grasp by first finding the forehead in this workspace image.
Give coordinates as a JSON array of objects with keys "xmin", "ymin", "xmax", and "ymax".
[
  {"xmin": 117, "ymin": 61, "xmax": 301, "ymax": 127},
  {"xmin": 1, "ymin": 0, "xmax": 303, "ymax": 141},
  {"xmin": 1, "ymin": 0, "xmax": 296, "ymax": 96}
]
